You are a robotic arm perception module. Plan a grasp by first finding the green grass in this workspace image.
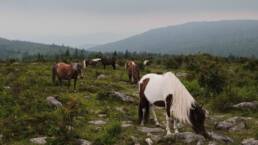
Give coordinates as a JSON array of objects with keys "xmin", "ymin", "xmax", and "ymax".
[{"xmin": 0, "ymin": 60, "xmax": 257, "ymax": 145}]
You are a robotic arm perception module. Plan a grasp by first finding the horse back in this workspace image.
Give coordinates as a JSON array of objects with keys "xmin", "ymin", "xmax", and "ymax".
[{"xmin": 56, "ymin": 63, "xmax": 74, "ymax": 79}]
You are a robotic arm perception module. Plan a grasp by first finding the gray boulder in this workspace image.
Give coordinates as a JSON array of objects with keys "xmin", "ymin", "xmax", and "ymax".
[
  {"xmin": 84, "ymin": 96, "xmax": 91, "ymax": 99},
  {"xmin": 88, "ymin": 120, "xmax": 106, "ymax": 125},
  {"xmin": 131, "ymin": 136, "xmax": 141, "ymax": 145},
  {"xmin": 208, "ymin": 141, "xmax": 218, "ymax": 145},
  {"xmin": 137, "ymin": 127, "xmax": 164, "ymax": 134},
  {"xmin": 175, "ymin": 132, "xmax": 205, "ymax": 144},
  {"xmin": 242, "ymin": 138, "xmax": 258, "ymax": 145},
  {"xmin": 233, "ymin": 101, "xmax": 258, "ymax": 110},
  {"xmin": 121, "ymin": 121, "xmax": 133, "ymax": 128},
  {"xmin": 98, "ymin": 113, "xmax": 107, "ymax": 118},
  {"xmin": 97, "ymin": 74, "xmax": 106, "ymax": 80},
  {"xmin": 77, "ymin": 139, "xmax": 92, "ymax": 145},
  {"xmin": 30, "ymin": 137, "xmax": 47, "ymax": 144},
  {"xmin": 115, "ymin": 107, "xmax": 125, "ymax": 113},
  {"xmin": 145, "ymin": 138, "xmax": 153, "ymax": 145},
  {"xmin": 147, "ymin": 133, "xmax": 162, "ymax": 143},
  {"xmin": 215, "ymin": 116, "xmax": 246, "ymax": 131},
  {"xmin": 46, "ymin": 96, "xmax": 62, "ymax": 107},
  {"xmin": 208, "ymin": 131, "xmax": 234, "ymax": 144},
  {"xmin": 176, "ymin": 72, "xmax": 188, "ymax": 78},
  {"xmin": 112, "ymin": 91, "xmax": 134, "ymax": 103}
]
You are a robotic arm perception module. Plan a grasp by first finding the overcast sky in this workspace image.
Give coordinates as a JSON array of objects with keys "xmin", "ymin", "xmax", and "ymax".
[{"xmin": 1, "ymin": 0, "xmax": 258, "ymax": 47}]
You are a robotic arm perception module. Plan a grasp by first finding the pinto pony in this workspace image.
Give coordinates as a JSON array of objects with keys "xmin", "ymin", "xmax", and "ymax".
[
  {"xmin": 125, "ymin": 61, "xmax": 140, "ymax": 83},
  {"xmin": 101, "ymin": 57, "xmax": 116, "ymax": 70},
  {"xmin": 138, "ymin": 72, "xmax": 209, "ymax": 138},
  {"xmin": 143, "ymin": 60, "xmax": 151, "ymax": 66},
  {"xmin": 52, "ymin": 62, "xmax": 83, "ymax": 89},
  {"xmin": 82, "ymin": 58, "xmax": 101, "ymax": 68}
]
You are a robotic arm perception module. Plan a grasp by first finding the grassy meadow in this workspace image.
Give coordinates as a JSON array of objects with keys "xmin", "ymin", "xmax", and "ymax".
[{"xmin": 0, "ymin": 54, "xmax": 258, "ymax": 145}]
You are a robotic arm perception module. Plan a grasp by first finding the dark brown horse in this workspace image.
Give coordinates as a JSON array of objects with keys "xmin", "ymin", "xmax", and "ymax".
[
  {"xmin": 125, "ymin": 60, "xmax": 140, "ymax": 84},
  {"xmin": 101, "ymin": 57, "xmax": 116, "ymax": 70},
  {"xmin": 52, "ymin": 62, "xmax": 83, "ymax": 89}
]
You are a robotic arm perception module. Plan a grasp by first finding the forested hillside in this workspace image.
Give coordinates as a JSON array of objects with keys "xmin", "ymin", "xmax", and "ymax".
[
  {"xmin": 0, "ymin": 37, "xmax": 80, "ymax": 59},
  {"xmin": 89, "ymin": 20, "xmax": 258, "ymax": 57}
]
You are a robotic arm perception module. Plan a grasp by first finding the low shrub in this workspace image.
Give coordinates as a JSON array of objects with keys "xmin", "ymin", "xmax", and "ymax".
[{"xmin": 93, "ymin": 121, "xmax": 121, "ymax": 145}]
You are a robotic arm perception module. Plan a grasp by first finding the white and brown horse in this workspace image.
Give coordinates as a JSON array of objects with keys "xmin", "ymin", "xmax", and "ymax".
[
  {"xmin": 143, "ymin": 60, "xmax": 151, "ymax": 66},
  {"xmin": 138, "ymin": 72, "xmax": 209, "ymax": 138},
  {"xmin": 125, "ymin": 60, "xmax": 140, "ymax": 84},
  {"xmin": 82, "ymin": 58, "xmax": 101, "ymax": 68},
  {"xmin": 52, "ymin": 62, "xmax": 83, "ymax": 89}
]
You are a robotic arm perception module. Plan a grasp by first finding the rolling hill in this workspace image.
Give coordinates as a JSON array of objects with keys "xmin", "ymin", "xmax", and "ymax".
[
  {"xmin": 0, "ymin": 37, "xmax": 77, "ymax": 59},
  {"xmin": 88, "ymin": 20, "xmax": 258, "ymax": 57}
]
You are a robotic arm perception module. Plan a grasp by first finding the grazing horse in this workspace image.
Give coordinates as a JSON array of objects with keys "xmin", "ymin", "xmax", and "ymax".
[
  {"xmin": 125, "ymin": 60, "xmax": 140, "ymax": 83},
  {"xmin": 138, "ymin": 72, "xmax": 209, "ymax": 138},
  {"xmin": 82, "ymin": 58, "xmax": 101, "ymax": 68},
  {"xmin": 52, "ymin": 62, "xmax": 83, "ymax": 89},
  {"xmin": 143, "ymin": 60, "xmax": 151, "ymax": 66},
  {"xmin": 101, "ymin": 57, "xmax": 116, "ymax": 70}
]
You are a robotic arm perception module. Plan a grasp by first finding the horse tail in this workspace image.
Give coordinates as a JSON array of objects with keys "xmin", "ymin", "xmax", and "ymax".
[{"xmin": 52, "ymin": 64, "xmax": 57, "ymax": 84}]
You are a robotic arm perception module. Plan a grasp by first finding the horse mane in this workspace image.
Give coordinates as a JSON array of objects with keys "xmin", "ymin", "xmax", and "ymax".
[{"xmin": 164, "ymin": 72, "xmax": 196, "ymax": 125}]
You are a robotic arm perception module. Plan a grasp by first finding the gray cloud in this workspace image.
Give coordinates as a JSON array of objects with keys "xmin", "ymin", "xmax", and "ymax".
[{"xmin": 0, "ymin": 0, "xmax": 258, "ymax": 45}]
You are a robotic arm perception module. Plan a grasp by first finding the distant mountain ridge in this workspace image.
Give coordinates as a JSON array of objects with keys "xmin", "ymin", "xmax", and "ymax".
[
  {"xmin": 88, "ymin": 20, "xmax": 258, "ymax": 57},
  {"xmin": 0, "ymin": 37, "xmax": 77, "ymax": 59}
]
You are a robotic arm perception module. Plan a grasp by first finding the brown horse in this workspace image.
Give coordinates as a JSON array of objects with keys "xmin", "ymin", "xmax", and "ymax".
[
  {"xmin": 101, "ymin": 57, "xmax": 116, "ymax": 70},
  {"xmin": 52, "ymin": 62, "xmax": 83, "ymax": 89},
  {"xmin": 125, "ymin": 60, "xmax": 140, "ymax": 84}
]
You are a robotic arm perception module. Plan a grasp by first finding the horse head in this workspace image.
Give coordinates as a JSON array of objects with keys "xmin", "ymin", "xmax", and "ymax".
[
  {"xmin": 189, "ymin": 104, "xmax": 211, "ymax": 139},
  {"xmin": 72, "ymin": 63, "xmax": 83, "ymax": 79}
]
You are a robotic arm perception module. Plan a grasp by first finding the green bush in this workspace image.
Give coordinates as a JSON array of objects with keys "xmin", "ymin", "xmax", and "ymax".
[
  {"xmin": 164, "ymin": 58, "xmax": 180, "ymax": 69},
  {"xmin": 198, "ymin": 63, "xmax": 227, "ymax": 97},
  {"xmin": 93, "ymin": 121, "xmax": 121, "ymax": 145},
  {"xmin": 96, "ymin": 90, "xmax": 112, "ymax": 100},
  {"xmin": 183, "ymin": 80, "xmax": 204, "ymax": 98}
]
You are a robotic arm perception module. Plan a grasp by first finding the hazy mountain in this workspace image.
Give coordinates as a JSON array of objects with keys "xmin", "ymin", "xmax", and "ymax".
[
  {"xmin": 78, "ymin": 43, "xmax": 97, "ymax": 49},
  {"xmin": 89, "ymin": 20, "xmax": 258, "ymax": 57},
  {"xmin": 0, "ymin": 37, "xmax": 77, "ymax": 59}
]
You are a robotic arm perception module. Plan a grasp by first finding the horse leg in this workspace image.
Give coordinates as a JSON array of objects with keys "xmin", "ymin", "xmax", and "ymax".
[
  {"xmin": 165, "ymin": 113, "xmax": 172, "ymax": 135},
  {"xmin": 150, "ymin": 105, "xmax": 160, "ymax": 126},
  {"xmin": 74, "ymin": 78, "xmax": 77, "ymax": 90},
  {"xmin": 59, "ymin": 78, "xmax": 62, "ymax": 86},
  {"xmin": 68, "ymin": 79, "xmax": 71, "ymax": 89},
  {"xmin": 128, "ymin": 73, "xmax": 132, "ymax": 83},
  {"xmin": 173, "ymin": 118, "xmax": 179, "ymax": 133},
  {"xmin": 138, "ymin": 96, "xmax": 149, "ymax": 126},
  {"xmin": 165, "ymin": 94, "xmax": 173, "ymax": 135},
  {"xmin": 141, "ymin": 108, "xmax": 146, "ymax": 126}
]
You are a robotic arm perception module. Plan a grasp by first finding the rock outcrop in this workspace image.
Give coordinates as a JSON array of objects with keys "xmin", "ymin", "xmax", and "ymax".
[
  {"xmin": 46, "ymin": 96, "xmax": 62, "ymax": 107},
  {"xmin": 215, "ymin": 116, "xmax": 246, "ymax": 131}
]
